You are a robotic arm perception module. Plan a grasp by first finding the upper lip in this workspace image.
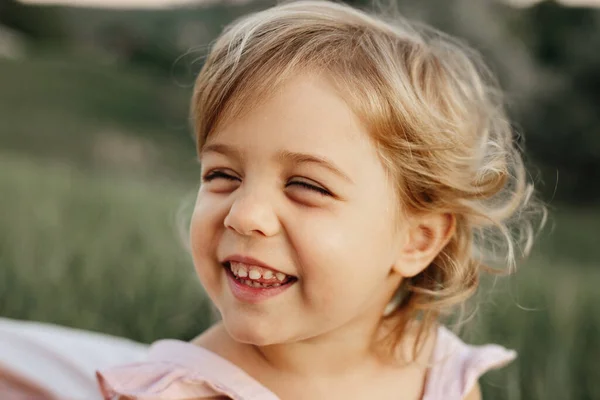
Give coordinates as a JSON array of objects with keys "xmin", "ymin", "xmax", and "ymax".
[{"xmin": 223, "ymin": 254, "xmax": 289, "ymax": 275}]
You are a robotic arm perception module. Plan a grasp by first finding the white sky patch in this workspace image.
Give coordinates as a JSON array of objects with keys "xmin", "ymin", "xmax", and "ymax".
[
  {"xmin": 18, "ymin": 0, "xmax": 207, "ymax": 8},
  {"xmin": 502, "ymin": 0, "xmax": 600, "ymax": 7},
  {"xmin": 17, "ymin": 0, "xmax": 600, "ymax": 9}
]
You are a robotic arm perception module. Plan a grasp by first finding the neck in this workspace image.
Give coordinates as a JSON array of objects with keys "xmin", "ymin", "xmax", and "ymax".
[{"xmin": 252, "ymin": 311, "xmax": 385, "ymax": 378}]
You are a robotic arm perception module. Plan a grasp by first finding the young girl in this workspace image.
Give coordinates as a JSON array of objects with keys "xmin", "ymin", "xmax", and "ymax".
[{"xmin": 97, "ymin": 1, "xmax": 543, "ymax": 398}]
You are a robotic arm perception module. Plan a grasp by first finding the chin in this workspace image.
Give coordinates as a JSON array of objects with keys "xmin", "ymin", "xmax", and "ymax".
[{"xmin": 222, "ymin": 313, "xmax": 289, "ymax": 346}]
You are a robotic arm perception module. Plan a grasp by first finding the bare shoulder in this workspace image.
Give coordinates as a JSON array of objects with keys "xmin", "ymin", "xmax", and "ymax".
[{"xmin": 463, "ymin": 382, "xmax": 482, "ymax": 400}]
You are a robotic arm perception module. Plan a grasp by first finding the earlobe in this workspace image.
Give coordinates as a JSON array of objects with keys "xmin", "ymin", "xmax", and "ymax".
[{"xmin": 392, "ymin": 213, "xmax": 455, "ymax": 278}]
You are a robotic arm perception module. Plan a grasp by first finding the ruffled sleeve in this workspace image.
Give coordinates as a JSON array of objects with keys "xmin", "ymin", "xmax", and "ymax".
[
  {"xmin": 96, "ymin": 340, "xmax": 280, "ymax": 400},
  {"xmin": 96, "ymin": 362, "xmax": 230, "ymax": 399},
  {"xmin": 422, "ymin": 326, "xmax": 517, "ymax": 400}
]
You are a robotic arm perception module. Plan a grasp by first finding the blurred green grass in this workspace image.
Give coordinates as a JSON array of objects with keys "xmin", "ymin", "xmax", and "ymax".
[
  {"xmin": 0, "ymin": 152, "xmax": 211, "ymax": 343},
  {"xmin": 0, "ymin": 56, "xmax": 198, "ymax": 180},
  {"xmin": 1, "ymin": 151, "xmax": 598, "ymax": 399}
]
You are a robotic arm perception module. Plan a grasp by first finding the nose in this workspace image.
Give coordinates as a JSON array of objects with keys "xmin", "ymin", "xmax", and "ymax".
[{"xmin": 223, "ymin": 188, "xmax": 280, "ymax": 237}]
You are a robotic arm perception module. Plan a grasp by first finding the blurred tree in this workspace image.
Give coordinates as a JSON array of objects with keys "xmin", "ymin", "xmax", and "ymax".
[
  {"xmin": 95, "ymin": 22, "xmax": 140, "ymax": 63},
  {"xmin": 94, "ymin": 18, "xmax": 182, "ymax": 75},
  {"xmin": 517, "ymin": 1, "xmax": 600, "ymax": 204},
  {"xmin": 0, "ymin": 0, "xmax": 66, "ymax": 42}
]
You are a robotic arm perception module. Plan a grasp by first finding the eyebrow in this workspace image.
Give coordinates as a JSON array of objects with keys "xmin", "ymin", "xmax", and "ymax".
[
  {"xmin": 201, "ymin": 143, "xmax": 353, "ymax": 184},
  {"xmin": 277, "ymin": 150, "xmax": 354, "ymax": 184},
  {"xmin": 201, "ymin": 143, "xmax": 245, "ymax": 162}
]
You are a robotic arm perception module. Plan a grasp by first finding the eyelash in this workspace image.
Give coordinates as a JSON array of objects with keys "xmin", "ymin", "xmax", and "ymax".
[{"xmin": 202, "ymin": 171, "xmax": 332, "ymax": 197}]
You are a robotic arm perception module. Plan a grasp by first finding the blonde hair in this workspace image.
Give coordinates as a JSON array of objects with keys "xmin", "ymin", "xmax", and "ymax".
[{"xmin": 190, "ymin": 0, "xmax": 545, "ymax": 358}]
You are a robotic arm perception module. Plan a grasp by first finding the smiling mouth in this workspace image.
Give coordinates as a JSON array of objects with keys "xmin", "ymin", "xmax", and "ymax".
[{"xmin": 223, "ymin": 261, "xmax": 297, "ymax": 289}]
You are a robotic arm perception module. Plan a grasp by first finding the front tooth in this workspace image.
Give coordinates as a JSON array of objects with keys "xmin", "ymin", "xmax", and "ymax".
[
  {"xmin": 275, "ymin": 272, "xmax": 286, "ymax": 282},
  {"xmin": 263, "ymin": 270, "xmax": 274, "ymax": 279},
  {"xmin": 237, "ymin": 265, "xmax": 248, "ymax": 278},
  {"xmin": 244, "ymin": 279, "xmax": 252, "ymax": 286},
  {"xmin": 249, "ymin": 269, "xmax": 261, "ymax": 280},
  {"xmin": 251, "ymin": 281, "xmax": 261, "ymax": 288}
]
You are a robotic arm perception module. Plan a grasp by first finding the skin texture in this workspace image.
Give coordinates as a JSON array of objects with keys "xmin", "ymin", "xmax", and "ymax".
[
  {"xmin": 464, "ymin": 383, "xmax": 482, "ymax": 400},
  {"xmin": 190, "ymin": 72, "xmax": 455, "ymax": 399}
]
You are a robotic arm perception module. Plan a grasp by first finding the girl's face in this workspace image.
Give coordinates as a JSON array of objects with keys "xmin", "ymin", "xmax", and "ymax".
[{"xmin": 190, "ymin": 73, "xmax": 408, "ymax": 346}]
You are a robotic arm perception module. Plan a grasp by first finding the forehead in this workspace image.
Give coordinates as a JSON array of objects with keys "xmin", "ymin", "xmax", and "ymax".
[{"xmin": 206, "ymin": 73, "xmax": 373, "ymax": 159}]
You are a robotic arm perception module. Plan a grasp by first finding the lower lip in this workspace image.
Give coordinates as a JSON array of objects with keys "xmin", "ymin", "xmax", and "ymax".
[{"xmin": 225, "ymin": 267, "xmax": 295, "ymax": 304}]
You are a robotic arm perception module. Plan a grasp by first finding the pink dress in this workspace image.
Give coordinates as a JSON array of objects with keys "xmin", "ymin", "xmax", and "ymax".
[{"xmin": 96, "ymin": 326, "xmax": 516, "ymax": 400}]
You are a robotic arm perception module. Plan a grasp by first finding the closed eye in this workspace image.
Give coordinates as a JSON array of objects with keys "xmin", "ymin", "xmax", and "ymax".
[
  {"xmin": 287, "ymin": 181, "xmax": 331, "ymax": 196},
  {"xmin": 202, "ymin": 171, "xmax": 332, "ymax": 197},
  {"xmin": 202, "ymin": 170, "xmax": 239, "ymax": 182}
]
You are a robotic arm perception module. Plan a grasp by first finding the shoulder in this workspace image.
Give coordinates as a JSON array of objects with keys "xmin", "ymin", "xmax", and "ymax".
[
  {"xmin": 422, "ymin": 325, "xmax": 516, "ymax": 400},
  {"xmin": 463, "ymin": 382, "xmax": 482, "ymax": 400}
]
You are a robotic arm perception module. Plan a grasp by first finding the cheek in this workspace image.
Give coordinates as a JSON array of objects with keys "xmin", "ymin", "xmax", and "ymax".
[
  {"xmin": 189, "ymin": 195, "xmax": 225, "ymax": 295},
  {"xmin": 294, "ymin": 211, "xmax": 393, "ymax": 303},
  {"xmin": 189, "ymin": 211, "xmax": 208, "ymax": 263},
  {"xmin": 300, "ymin": 202, "xmax": 395, "ymax": 266},
  {"xmin": 190, "ymin": 191, "xmax": 225, "ymax": 252}
]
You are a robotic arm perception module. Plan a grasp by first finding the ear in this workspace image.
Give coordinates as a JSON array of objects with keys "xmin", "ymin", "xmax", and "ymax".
[{"xmin": 392, "ymin": 212, "xmax": 456, "ymax": 278}]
